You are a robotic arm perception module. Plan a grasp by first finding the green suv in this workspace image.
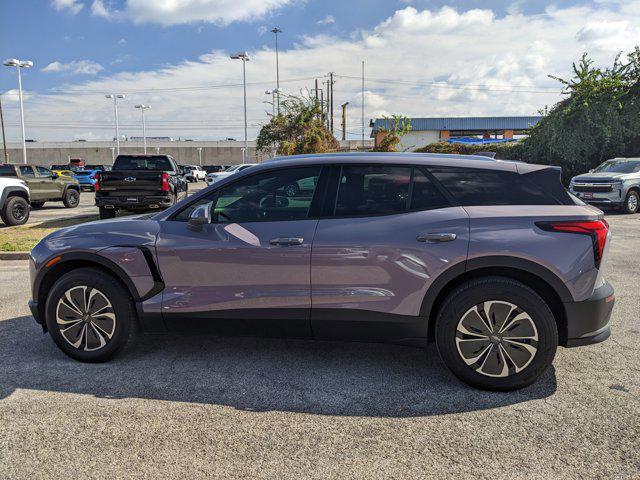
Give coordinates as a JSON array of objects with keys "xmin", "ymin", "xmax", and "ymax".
[{"xmin": 0, "ymin": 164, "xmax": 81, "ymax": 208}]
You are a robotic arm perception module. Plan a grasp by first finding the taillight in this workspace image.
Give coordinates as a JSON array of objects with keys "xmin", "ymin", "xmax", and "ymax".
[
  {"xmin": 161, "ymin": 172, "xmax": 170, "ymax": 192},
  {"xmin": 536, "ymin": 220, "xmax": 609, "ymax": 268},
  {"xmin": 93, "ymin": 172, "xmax": 100, "ymax": 191}
]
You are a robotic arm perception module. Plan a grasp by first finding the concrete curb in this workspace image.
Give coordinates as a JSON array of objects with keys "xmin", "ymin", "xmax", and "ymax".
[{"xmin": 0, "ymin": 252, "xmax": 30, "ymax": 260}]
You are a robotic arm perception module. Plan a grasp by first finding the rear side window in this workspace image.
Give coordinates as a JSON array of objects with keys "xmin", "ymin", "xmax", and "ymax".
[
  {"xmin": 19, "ymin": 166, "xmax": 35, "ymax": 178},
  {"xmin": 0, "ymin": 165, "xmax": 16, "ymax": 177},
  {"xmin": 335, "ymin": 166, "xmax": 411, "ymax": 216},
  {"xmin": 428, "ymin": 167, "xmax": 558, "ymax": 206},
  {"xmin": 410, "ymin": 168, "xmax": 450, "ymax": 210}
]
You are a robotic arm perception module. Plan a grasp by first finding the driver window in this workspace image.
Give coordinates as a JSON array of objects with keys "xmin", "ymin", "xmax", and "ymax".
[
  {"xmin": 36, "ymin": 166, "xmax": 53, "ymax": 177},
  {"xmin": 214, "ymin": 167, "xmax": 321, "ymax": 223}
]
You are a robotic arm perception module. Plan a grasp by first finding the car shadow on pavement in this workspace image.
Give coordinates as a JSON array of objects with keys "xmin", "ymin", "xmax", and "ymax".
[{"xmin": 0, "ymin": 315, "xmax": 557, "ymax": 417}]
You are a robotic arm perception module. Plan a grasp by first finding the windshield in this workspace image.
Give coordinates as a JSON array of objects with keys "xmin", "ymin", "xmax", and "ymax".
[
  {"xmin": 225, "ymin": 165, "xmax": 241, "ymax": 173},
  {"xmin": 113, "ymin": 156, "xmax": 173, "ymax": 171},
  {"xmin": 592, "ymin": 159, "xmax": 640, "ymax": 174}
]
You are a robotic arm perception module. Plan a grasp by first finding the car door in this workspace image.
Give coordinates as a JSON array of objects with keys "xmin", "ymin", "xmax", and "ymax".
[
  {"xmin": 35, "ymin": 166, "xmax": 59, "ymax": 199},
  {"xmin": 310, "ymin": 164, "xmax": 470, "ymax": 341},
  {"xmin": 155, "ymin": 165, "xmax": 324, "ymax": 336},
  {"xmin": 18, "ymin": 166, "xmax": 45, "ymax": 201}
]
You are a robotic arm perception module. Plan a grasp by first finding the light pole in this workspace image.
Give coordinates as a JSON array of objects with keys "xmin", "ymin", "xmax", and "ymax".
[
  {"xmin": 264, "ymin": 88, "xmax": 281, "ymax": 116},
  {"xmin": 197, "ymin": 147, "xmax": 203, "ymax": 166},
  {"xmin": 110, "ymin": 147, "xmax": 115, "ymax": 162},
  {"xmin": 3, "ymin": 58, "xmax": 33, "ymax": 164},
  {"xmin": 230, "ymin": 52, "xmax": 250, "ymax": 164},
  {"xmin": 134, "ymin": 104, "xmax": 150, "ymax": 154},
  {"xmin": 271, "ymin": 28, "xmax": 281, "ymax": 114},
  {"xmin": 105, "ymin": 94, "xmax": 125, "ymax": 154}
]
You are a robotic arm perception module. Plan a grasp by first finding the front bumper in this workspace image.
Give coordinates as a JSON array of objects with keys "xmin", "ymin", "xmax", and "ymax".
[
  {"xmin": 564, "ymin": 281, "xmax": 614, "ymax": 347},
  {"xmin": 570, "ymin": 187, "xmax": 624, "ymax": 207}
]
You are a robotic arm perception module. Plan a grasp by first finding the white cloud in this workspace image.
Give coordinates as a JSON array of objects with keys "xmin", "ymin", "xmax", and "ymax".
[
  {"xmin": 51, "ymin": 0, "xmax": 83, "ymax": 15},
  {"xmin": 5, "ymin": 4, "xmax": 640, "ymax": 142},
  {"xmin": 317, "ymin": 15, "xmax": 335, "ymax": 25},
  {"xmin": 118, "ymin": 38, "xmax": 127, "ymax": 45},
  {"xmin": 42, "ymin": 60, "xmax": 104, "ymax": 75},
  {"xmin": 91, "ymin": 0, "xmax": 294, "ymax": 26}
]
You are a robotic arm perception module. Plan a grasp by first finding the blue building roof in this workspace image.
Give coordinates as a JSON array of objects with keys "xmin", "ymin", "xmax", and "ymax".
[{"xmin": 371, "ymin": 116, "xmax": 542, "ymax": 134}]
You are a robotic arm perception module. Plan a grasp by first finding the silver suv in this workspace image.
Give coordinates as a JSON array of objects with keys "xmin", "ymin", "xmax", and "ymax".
[
  {"xmin": 570, "ymin": 158, "xmax": 640, "ymax": 214},
  {"xmin": 28, "ymin": 153, "xmax": 615, "ymax": 391}
]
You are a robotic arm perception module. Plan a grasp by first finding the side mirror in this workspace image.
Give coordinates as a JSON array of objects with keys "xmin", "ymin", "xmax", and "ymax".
[
  {"xmin": 589, "ymin": 169, "xmax": 594, "ymax": 173},
  {"xmin": 188, "ymin": 204, "xmax": 211, "ymax": 230}
]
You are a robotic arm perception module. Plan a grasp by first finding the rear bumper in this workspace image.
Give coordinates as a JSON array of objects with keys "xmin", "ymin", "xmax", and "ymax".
[
  {"xmin": 95, "ymin": 194, "xmax": 173, "ymax": 210},
  {"xmin": 564, "ymin": 281, "xmax": 614, "ymax": 347}
]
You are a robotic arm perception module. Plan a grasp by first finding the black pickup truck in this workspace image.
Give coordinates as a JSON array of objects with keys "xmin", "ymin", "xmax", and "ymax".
[{"xmin": 95, "ymin": 154, "xmax": 188, "ymax": 219}]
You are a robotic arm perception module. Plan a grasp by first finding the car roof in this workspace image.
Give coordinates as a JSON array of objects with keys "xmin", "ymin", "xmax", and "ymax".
[{"xmin": 257, "ymin": 152, "xmax": 521, "ymax": 172}]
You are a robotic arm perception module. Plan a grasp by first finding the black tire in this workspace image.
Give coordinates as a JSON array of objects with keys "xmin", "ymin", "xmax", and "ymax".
[
  {"xmin": 622, "ymin": 190, "xmax": 639, "ymax": 214},
  {"xmin": 435, "ymin": 277, "xmax": 558, "ymax": 391},
  {"xmin": 99, "ymin": 207, "xmax": 116, "ymax": 219},
  {"xmin": 30, "ymin": 201, "xmax": 45, "ymax": 209},
  {"xmin": 63, "ymin": 188, "xmax": 80, "ymax": 208},
  {"xmin": 44, "ymin": 267, "xmax": 137, "ymax": 362},
  {"xmin": 1, "ymin": 196, "xmax": 30, "ymax": 226}
]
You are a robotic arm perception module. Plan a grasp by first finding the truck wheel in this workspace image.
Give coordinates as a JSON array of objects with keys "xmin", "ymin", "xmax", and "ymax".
[
  {"xmin": 622, "ymin": 191, "xmax": 639, "ymax": 214},
  {"xmin": 99, "ymin": 207, "xmax": 116, "ymax": 220},
  {"xmin": 30, "ymin": 201, "xmax": 45, "ymax": 209},
  {"xmin": 435, "ymin": 277, "xmax": 558, "ymax": 391},
  {"xmin": 63, "ymin": 189, "xmax": 80, "ymax": 208},
  {"xmin": 1, "ymin": 196, "xmax": 30, "ymax": 226}
]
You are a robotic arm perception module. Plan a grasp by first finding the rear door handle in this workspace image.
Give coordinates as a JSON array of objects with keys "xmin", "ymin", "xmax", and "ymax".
[
  {"xmin": 417, "ymin": 233, "xmax": 457, "ymax": 243},
  {"xmin": 270, "ymin": 237, "xmax": 304, "ymax": 246}
]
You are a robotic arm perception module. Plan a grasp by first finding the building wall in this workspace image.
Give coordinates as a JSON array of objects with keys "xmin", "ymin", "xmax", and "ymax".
[
  {"xmin": 2, "ymin": 140, "xmax": 373, "ymax": 167},
  {"xmin": 396, "ymin": 131, "xmax": 440, "ymax": 152}
]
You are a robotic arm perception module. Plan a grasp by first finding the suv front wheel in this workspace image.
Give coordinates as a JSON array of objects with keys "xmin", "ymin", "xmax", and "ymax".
[
  {"xmin": 63, "ymin": 188, "xmax": 80, "ymax": 208},
  {"xmin": 1, "ymin": 196, "xmax": 30, "ymax": 226},
  {"xmin": 622, "ymin": 190, "xmax": 639, "ymax": 214},
  {"xmin": 435, "ymin": 277, "xmax": 558, "ymax": 391}
]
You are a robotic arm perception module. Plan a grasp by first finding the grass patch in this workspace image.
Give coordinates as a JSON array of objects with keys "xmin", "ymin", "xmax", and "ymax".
[{"xmin": 0, "ymin": 215, "xmax": 99, "ymax": 252}]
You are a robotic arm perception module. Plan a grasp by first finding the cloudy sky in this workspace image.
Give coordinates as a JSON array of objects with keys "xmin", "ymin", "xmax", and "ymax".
[{"xmin": 0, "ymin": 0, "xmax": 638, "ymax": 142}]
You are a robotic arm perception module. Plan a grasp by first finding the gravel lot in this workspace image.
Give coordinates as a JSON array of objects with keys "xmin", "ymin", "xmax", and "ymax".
[{"xmin": 0, "ymin": 212, "xmax": 638, "ymax": 479}]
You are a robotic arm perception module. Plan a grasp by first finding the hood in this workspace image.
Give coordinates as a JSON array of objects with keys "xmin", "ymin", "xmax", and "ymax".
[{"xmin": 571, "ymin": 172, "xmax": 627, "ymax": 182}]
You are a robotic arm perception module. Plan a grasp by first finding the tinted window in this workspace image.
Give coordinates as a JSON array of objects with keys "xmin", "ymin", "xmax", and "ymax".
[
  {"xmin": 0, "ymin": 165, "xmax": 16, "ymax": 177},
  {"xmin": 113, "ymin": 156, "xmax": 173, "ymax": 171},
  {"xmin": 428, "ymin": 167, "xmax": 557, "ymax": 206},
  {"xmin": 173, "ymin": 167, "xmax": 321, "ymax": 222},
  {"xmin": 19, "ymin": 166, "xmax": 35, "ymax": 178},
  {"xmin": 36, "ymin": 166, "xmax": 53, "ymax": 177},
  {"xmin": 411, "ymin": 168, "xmax": 450, "ymax": 210},
  {"xmin": 335, "ymin": 166, "xmax": 411, "ymax": 216}
]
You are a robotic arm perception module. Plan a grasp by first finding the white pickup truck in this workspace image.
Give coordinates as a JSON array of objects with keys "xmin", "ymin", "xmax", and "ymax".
[{"xmin": 0, "ymin": 177, "xmax": 30, "ymax": 226}]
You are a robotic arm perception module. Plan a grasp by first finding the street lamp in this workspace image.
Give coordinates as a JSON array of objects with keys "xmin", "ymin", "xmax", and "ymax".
[
  {"xmin": 105, "ymin": 94, "xmax": 125, "ymax": 154},
  {"xmin": 197, "ymin": 147, "xmax": 203, "ymax": 166},
  {"xmin": 264, "ymin": 88, "xmax": 281, "ymax": 116},
  {"xmin": 271, "ymin": 28, "xmax": 281, "ymax": 114},
  {"xmin": 134, "ymin": 104, "xmax": 150, "ymax": 154},
  {"xmin": 3, "ymin": 58, "xmax": 33, "ymax": 164},
  {"xmin": 230, "ymin": 51, "xmax": 250, "ymax": 164},
  {"xmin": 110, "ymin": 146, "xmax": 115, "ymax": 162}
]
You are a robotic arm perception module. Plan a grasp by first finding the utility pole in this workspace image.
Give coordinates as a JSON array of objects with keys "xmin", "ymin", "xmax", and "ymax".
[
  {"xmin": 325, "ymin": 80, "xmax": 330, "ymax": 129},
  {"xmin": 361, "ymin": 60, "xmax": 365, "ymax": 149},
  {"xmin": 0, "ymin": 94, "xmax": 7, "ymax": 162},
  {"xmin": 341, "ymin": 102, "xmax": 349, "ymax": 142},
  {"xmin": 271, "ymin": 28, "xmax": 282, "ymax": 114},
  {"xmin": 329, "ymin": 72, "xmax": 335, "ymax": 135}
]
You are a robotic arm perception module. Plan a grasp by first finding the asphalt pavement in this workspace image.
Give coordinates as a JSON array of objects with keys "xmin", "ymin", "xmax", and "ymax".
[{"xmin": 0, "ymin": 212, "xmax": 638, "ymax": 479}]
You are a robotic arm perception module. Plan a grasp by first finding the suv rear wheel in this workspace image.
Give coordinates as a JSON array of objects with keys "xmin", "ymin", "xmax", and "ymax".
[
  {"xmin": 1, "ymin": 196, "xmax": 30, "ymax": 226},
  {"xmin": 99, "ymin": 207, "xmax": 116, "ymax": 219},
  {"xmin": 63, "ymin": 188, "xmax": 80, "ymax": 208},
  {"xmin": 45, "ymin": 267, "xmax": 137, "ymax": 362},
  {"xmin": 622, "ymin": 190, "xmax": 639, "ymax": 214},
  {"xmin": 435, "ymin": 277, "xmax": 558, "ymax": 391}
]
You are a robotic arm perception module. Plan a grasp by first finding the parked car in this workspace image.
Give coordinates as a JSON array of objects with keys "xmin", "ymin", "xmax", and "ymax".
[
  {"xmin": 94, "ymin": 154, "xmax": 188, "ymax": 219},
  {"xmin": 69, "ymin": 158, "xmax": 86, "ymax": 169},
  {"xmin": 0, "ymin": 176, "xmax": 30, "ymax": 226},
  {"xmin": 28, "ymin": 153, "xmax": 614, "ymax": 391},
  {"xmin": 0, "ymin": 164, "xmax": 80, "ymax": 209},
  {"xmin": 182, "ymin": 165, "xmax": 206, "ymax": 182},
  {"xmin": 203, "ymin": 165, "xmax": 224, "ymax": 174},
  {"xmin": 73, "ymin": 168, "xmax": 100, "ymax": 191},
  {"xmin": 205, "ymin": 163, "xmax": 258, "ymax": 185},
  {"xmin": 85, "ymin": 164, "xmax": 112, "ymax": 172},
  {"xmin": 51, "ymin": 168, "xmax": 75, "ymax": 178},
  {"xmin": 569, "ymin": 157, "xmax": 640, "ymax": 214}
]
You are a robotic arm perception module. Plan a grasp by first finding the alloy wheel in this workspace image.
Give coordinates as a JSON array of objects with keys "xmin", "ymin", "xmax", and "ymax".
[
  {"xmin": 628, "ymin": 193, "xmax": 638, "ymax": 212},
  {"xmin": 56, "ymin": 286, "xmax": 117, "ymax": 351},
  {"xmin": 12, "ymin": 202, "xmax": 26, "ymax": 221},
  {"xmin": 455, "ymin": 301, "xmax": 538, "ymax": 377}
]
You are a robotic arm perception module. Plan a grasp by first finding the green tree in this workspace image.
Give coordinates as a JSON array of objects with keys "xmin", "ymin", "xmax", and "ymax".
[
  {"xmin": 373, "ymin": 115, "xmax": 412, "ymax": 152},
  {"xmin": 257, "ymin": 94, "xmax": 339, "ymax": 156}
]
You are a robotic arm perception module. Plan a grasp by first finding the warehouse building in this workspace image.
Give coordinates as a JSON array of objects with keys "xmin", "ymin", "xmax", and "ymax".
[{"xmin": 370, "ymin": 116, "xmax": 542, "ymax": 151}]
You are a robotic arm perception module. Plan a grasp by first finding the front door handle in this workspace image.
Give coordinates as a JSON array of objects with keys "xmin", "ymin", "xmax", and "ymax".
[
  {"xmin": 417, "ymin": 233, "xmax": 457, "ymax": 243},
  {"xmin": 270, "ymin": 237, "xmax": 304, "ymax": 246}
]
